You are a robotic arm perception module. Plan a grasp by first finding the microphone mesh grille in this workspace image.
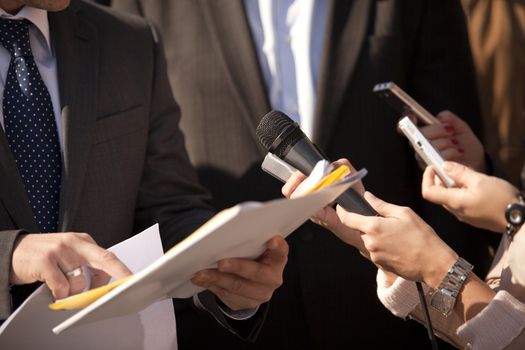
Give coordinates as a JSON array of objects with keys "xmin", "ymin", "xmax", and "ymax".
[{"xmin": 256, "ymin": 110, "xmax": 296, "ymax": 151}]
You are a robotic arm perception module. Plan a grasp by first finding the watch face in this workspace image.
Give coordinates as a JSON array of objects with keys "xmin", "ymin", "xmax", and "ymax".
[{"xmin": 506, "ymin": 203, "xmax": 525, "ymax": 225}]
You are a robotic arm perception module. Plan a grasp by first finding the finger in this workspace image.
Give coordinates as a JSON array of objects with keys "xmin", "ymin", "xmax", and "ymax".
[
  {"xmin": 193, "ymin": 270, "xmax": 272, "ymax": 304},
  {"xmin": 442, "ymin": 161, "xmax": 477, "ymax": 186},
  {"xmin": 419, "ymin": 124, "xmax": 452, "ymax": 140},
  {"xmin": 74, "ymin": 242, "xmax": 132, "ymax": 280},
  {"xmin": 41, "ymin": 260, "xmax": 70, "ymax": 299},
  {"xmin": 332, "ymin": 158, "xmax": 354, "ymax": 172},
  {"xmin": 207, "ymin": 285, "xmax": 262, "ymax": 311},
  {"xmin": 260, "ymin": 236, "xmax": 288, "ymax": 265},
  {"xmin": 439, "ymin": 147, "xmax": 463, "ymax": 161},
  {"xmin": 363, "ymin": 191, "xmax": 401, "ymax": 217},
  {"xmin": 428, "ymin": 137, "xmax": 456, "ymax": 152},
  {"xmin": 217, "ymin": 258, "xmax": 282, "ymax": 288},
  {"xmin": 72, "ymin": 232, "xmax": 97, "ymax": 245},
  {"xmin": 282, "ymin": 171, "xmax": 307, "ymax": 198},
  {"xmin": 421, "ymin": 166, "xmax": 451, "ymax": 204},
  {"xmin": 89, "ymin": 268, "xmax": 112, "ymax": 289}
]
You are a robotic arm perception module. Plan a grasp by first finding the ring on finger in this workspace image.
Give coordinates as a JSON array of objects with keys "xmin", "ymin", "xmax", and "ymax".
[{"xmin": 65, "ymin": 267, "xmax": 83, "ymax": 278}]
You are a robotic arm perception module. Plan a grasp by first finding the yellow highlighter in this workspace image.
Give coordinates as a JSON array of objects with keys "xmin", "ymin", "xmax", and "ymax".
[{"xmin": 49, "ymin": 275, "xmax": 133, "ymax": 310}]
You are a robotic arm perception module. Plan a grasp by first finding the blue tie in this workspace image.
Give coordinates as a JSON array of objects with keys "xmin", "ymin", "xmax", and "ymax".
[{"xmin": 0, "ymin": 18, "xmax": 61, "ymax": 233}]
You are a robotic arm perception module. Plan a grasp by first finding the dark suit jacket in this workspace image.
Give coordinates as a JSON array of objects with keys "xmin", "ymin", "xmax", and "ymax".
[
  {"xmin": 0, "ymin": 0, "xmax": 265, "ymax": 342},
  {"xmin": 113, "ymin": 1, "xmax": 499, "ymax": 349}
]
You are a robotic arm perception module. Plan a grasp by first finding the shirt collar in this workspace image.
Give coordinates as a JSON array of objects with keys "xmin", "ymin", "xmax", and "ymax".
[{"xmin": 0, "ymin": 6, "xmax": 51, "ymax": 51}]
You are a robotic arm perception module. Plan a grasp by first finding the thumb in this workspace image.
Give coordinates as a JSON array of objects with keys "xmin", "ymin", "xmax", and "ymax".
[
  {"xmin": 363, "ymin": 191, "xmax": 397, "ymax": 217},
  {"xmin": 442, "ymin": 161, "xmax": 476, "ymax": 187}
]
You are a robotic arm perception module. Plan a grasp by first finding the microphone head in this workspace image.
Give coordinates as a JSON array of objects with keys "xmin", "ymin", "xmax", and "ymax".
[{"xmin": 256, "ymin": 110, "xmax": 304, "ymax": 158}]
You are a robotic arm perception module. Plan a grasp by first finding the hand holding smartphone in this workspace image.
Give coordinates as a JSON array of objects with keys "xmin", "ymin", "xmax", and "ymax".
[{"xmin": 397, "ymin": 117, "xmax": 455, "ymax": 187}]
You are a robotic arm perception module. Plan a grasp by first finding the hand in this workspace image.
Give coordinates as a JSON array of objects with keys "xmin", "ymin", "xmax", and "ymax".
[
  {"xmin": 281, "ymin": 159, "xmax": 368, "ymax": 255},
  {"xmin": 338, "ymin": 192, "xmax": 458, "ymax": 289},
  {"xmin": 191, "ymin": 235, "xmax": 288, "ymax": 310},
  {"xmin": 10, "ymin": 233, "xmax": 132, "ymax": 299},
  {"xmin": 422, "ymin": 161, "xmax": 519, "ymax": 233},
  {"xmin": 418, "ymin": 111, "xmax": 486, "ymax": 172}
]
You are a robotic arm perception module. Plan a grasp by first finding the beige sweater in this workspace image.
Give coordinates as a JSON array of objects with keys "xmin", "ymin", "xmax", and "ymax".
[{"xmin": 377, "ymin": 232, "xmax": 525, "ymax": 349}]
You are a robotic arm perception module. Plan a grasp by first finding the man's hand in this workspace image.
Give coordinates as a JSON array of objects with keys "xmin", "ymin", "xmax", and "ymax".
[
  {"xmin": 10, "ymin": 233, "xmax": 132, "ymax": 299},
  {"xmin": 191, "ymin": 236, "xmax": 288, "ymax": 310}
]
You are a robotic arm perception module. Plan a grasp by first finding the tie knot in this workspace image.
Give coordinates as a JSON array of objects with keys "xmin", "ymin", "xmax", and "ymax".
[{"xmin": 0, "ymin": 18, "xmax": 32, "ymax": 58}]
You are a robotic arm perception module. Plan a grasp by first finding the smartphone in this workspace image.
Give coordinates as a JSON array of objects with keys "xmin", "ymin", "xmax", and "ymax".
[
  {"xmin": 373, "ymin": 82, "xmax": 440, "ymax": 125},
  {"xmin": 261, "ymin": 153, "xmax": 298, "ymax": 183},
  {"xmin": 397, "ymin": 116, "xmax": 455, "ymax": 187}
]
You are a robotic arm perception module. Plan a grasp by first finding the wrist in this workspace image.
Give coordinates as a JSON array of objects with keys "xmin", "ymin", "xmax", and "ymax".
[{"xmin": 423, "ymin": 247, "xmax": 459, "ymax": 289}]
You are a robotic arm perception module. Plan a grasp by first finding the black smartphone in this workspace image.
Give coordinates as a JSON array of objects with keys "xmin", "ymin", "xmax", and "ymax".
[{"xmin": 373, "ymin": 82, "xmax": 440, "ymax": 125}]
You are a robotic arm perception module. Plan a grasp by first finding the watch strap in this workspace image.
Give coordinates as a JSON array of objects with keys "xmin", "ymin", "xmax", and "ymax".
[{"xmin": 430, "ymin": 257, "xmax": 473, "ymax": 317}]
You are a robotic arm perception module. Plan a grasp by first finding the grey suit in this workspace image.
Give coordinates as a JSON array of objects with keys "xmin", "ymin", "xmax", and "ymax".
[
  {"xmin": 0, "ymin": 0, "xmax": 265, "ymax": 341},
  {"xmin": 113, "ymin": 0, "xmax": 500, "ymax": 349}
]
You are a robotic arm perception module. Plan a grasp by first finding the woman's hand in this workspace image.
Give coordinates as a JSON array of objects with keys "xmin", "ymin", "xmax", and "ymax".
[
  {"xmin": 281, "ymin": 159, "xmax": 368, "ymax": 255},
  {"xmin": 422, "ymin": 161, "xmax": 519, "ymax": 233},
  {"xmin": 338, "ymin": 192, "xmax": 458, "ymax": 289},
  {"xmin": 418, "ymin": 111, "xmax": 486, "ymax": 173}
]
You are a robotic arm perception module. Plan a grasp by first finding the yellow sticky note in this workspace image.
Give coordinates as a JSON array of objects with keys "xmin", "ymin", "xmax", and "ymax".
[{"xmin": 49, "ymin": 275, "xmax": 133, "ymax": 310}]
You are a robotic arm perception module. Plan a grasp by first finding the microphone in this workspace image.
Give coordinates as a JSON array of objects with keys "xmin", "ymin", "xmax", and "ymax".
[{"xmin": 256, "ymin": 110, "xmax": 377, "ymax": 216}]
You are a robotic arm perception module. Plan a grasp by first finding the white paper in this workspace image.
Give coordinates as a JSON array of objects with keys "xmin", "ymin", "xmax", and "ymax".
[
  {"xmin": 53, "ymin": 170, "xmax": 367, "ymax": 334},
  {"xmin": 0, "ymin": 224, "xmax": 177, "ymax": 350}
]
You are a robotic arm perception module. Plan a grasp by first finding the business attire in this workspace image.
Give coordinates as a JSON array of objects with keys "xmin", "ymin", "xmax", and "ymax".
[
  {"xmin": 377, "ymin": 229, "xmax": 525, "ymax": 349},
  {"xmin": 113, "ymin": 1, "xmax": 498, "ymax": 348},
  {"xmin": 0, "ymin": 0, "xmax": 265, "ymax": 341}
]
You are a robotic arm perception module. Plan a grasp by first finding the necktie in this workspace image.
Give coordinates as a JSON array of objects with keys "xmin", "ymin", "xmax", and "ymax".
[{"xmin": 0, "ymin": 18, "xmax": 61, "ymax": 233}]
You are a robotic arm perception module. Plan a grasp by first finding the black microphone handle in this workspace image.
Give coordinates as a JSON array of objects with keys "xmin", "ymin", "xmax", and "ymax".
[{"xmin": 283, "ymin": 139, "xmax": 378, "ymax": 216}]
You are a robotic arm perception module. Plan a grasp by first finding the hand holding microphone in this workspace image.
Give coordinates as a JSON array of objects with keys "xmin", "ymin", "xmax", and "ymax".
[{"xmin": 256, "ymin": 110, "xmax": 377, "ymax": 216}]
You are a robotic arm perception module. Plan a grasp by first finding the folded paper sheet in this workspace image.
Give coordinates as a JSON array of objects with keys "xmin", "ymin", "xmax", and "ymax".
[{"xmin": 0, "ymin": 224, "xmax": 178, "ymax": 350}]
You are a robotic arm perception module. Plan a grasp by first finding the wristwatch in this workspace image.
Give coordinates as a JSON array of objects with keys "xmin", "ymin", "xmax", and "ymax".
[
  {"xmin": 430, "ymin": 257, "xmax": 474, "ymax": 317},
  {"xmin": 505, "ymin": 193, "xmax": 525, "ymax": 238}
]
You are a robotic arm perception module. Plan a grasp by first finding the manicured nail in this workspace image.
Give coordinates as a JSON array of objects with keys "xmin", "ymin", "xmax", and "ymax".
[
  {"xmin": 451, "ymin": 138, "xmax": 459, "ymax": 145},
  {"xmin": 444, "ymin": 125, "xmax": 455, "ymax": 133},
  {"xmin": 458, "ymin": 148, "xmax": 464, "ymax": 153}
]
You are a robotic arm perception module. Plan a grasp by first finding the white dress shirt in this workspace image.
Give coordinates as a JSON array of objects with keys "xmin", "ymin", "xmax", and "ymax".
[
  {"xmin": 0, "ymin": 6, "xmax": 62, "ymax": 147},
  {"xmin": 244, "ymin": 0, "xmax": 328, "ymax": 139}
]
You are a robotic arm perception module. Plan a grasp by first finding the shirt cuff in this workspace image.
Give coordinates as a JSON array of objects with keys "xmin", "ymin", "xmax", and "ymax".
[
  {"xmin": 217, "ymin": 303, "xmax": 259, "ymax": 321},
  {"xmin": 457, "ymin": 290, "xmax": 525, "ymax": 348},
  {"xmin": 376, "ymin": 269, "xmax": 430, "ymax": 318},
  {"xmin": 192, "ymin": 293, "xmax": 259, "ymax": 321}
]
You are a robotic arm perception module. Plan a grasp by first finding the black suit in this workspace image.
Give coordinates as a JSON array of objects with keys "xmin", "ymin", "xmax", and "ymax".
[{"xmin": 113, "ymin": 1, "xmax": 498, "ymax": 349}]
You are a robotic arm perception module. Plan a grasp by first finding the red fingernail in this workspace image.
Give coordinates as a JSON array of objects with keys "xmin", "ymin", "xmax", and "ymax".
[
  {"xmin": 444, "ymin": 125, "xmax": 455, "ymax": 133},
  {"xmin": 458, "ymin": 148, "xmax": 464, "ymax": 153},
  {"xmin": 451, "ymin": 138, "xmax": 459, "ymax": 145}
]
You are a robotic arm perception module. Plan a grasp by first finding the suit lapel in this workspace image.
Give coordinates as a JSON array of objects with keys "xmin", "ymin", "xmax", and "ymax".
[
  {"xmin": 199, "ymin": 0, "xmax": 270, "ymax": 150},
  {"xmin": 314, "ymin": 0, "xmax": 372, "ymax": 148},
  {"xmin": 49, "ymin": 5, "xmax": 98, "ymax": 231}
]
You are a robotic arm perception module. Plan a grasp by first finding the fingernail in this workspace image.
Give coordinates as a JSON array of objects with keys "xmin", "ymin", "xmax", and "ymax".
[
  {"xmin": 451, "ymin": 138, "xmax": 459, "ymax": 145},
  {"xmin": 458, "ymin": 148, "xmax": 464, "ymax": 153},
  {"xmin": 444, "ymin": 125, "xmax": 454, "ymax": 133},
  {"xmin": 364, "ymin": 191, "xmax": 377, "ymax": 201}
]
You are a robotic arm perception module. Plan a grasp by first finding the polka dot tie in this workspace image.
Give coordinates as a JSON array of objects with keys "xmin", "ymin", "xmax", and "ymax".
[{"xmin": 0, "ymin": 18, "xmax": 61, "ymax": 233}]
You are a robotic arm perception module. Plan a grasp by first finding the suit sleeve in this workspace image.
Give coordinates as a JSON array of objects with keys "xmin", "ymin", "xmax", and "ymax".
[
  {"xmin": 133, "ymin": 22, "xmax": 268, "ymax": 341},
  {"xmin": 111, "ymin": 0, "xmax": 143, "ymax": 16},
  {"xmin": 0, "ymin": 229, "xmax": 24, "ymax": 320}
]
